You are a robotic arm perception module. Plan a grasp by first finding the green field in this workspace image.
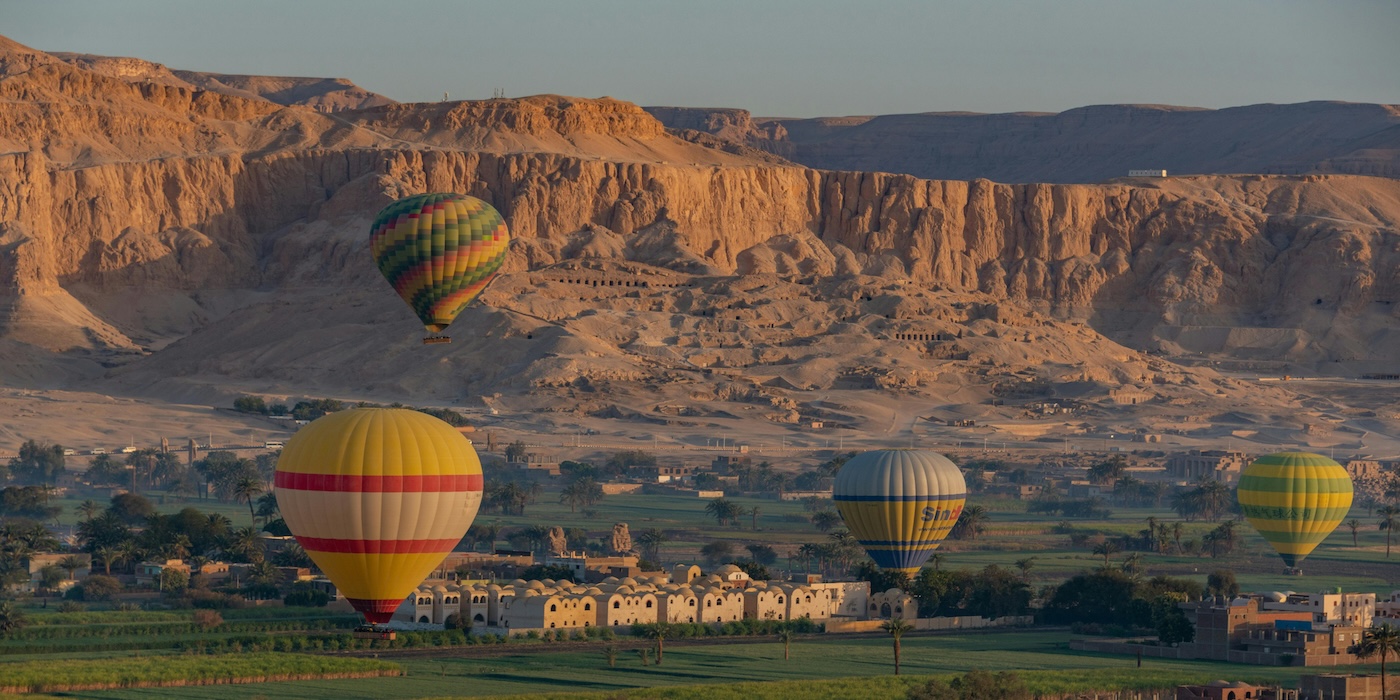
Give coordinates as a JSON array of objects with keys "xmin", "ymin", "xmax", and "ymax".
[
  {"xmin": 46, "ymin": 630, "xmax": 1384, "ymax": 699},
  {"xmin": 466, "ymin": 489, "xmax": 1400, "ymax": 592}
]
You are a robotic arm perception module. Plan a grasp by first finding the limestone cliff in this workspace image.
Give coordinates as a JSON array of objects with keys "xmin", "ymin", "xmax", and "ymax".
[{"xmin": 1, "ymin": 34, "xmax": 1397, "ymax": 396}]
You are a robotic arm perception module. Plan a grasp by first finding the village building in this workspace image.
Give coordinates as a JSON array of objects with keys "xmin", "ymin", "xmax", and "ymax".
[{"xmin": 1166, "ymin": 450, "xmax": 1249, "ymax": 483}]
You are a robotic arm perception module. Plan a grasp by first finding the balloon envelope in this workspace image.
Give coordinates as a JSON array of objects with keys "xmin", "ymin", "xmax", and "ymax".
[
  {"xmin": 833, "ymin": 449, "xmax": 967, "ymax": 577},
  {"xmin": 275, "ymin": 408, "xmax": 483, "ymax": 623},
  {"xmin": 1237, "ymin": 451, "xmax": 1353, "ymax": 568},
  {"xmin": 370, "ymin": 193, "xmax": 510, "ymax": 334}
]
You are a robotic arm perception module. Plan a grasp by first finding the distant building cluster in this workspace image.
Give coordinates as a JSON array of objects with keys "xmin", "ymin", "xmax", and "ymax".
[
  {"xmin": 405, "ymin": 563, "xmax": 868, "ymax": 632},
  {"xmin": 1078, "ymin": 590, "xmax": 1398, "ymax": 667}
]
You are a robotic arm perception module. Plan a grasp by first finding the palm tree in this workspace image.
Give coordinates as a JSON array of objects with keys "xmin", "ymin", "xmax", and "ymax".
[
  {"xmin": 254, "ymin": 493, "xmax": 279, "ymax": 522},
  {"xmin": 233, "ymin": 477, "xmax": 263, "ymax": 524},
  {"xmin": 776, "ymin": 625, "xmax": 796, "ymax": 660},
  {"xmin": 94, "ymin": 546, "xmax": 117, "ymax": 575},
  {"xmin": 0, "ymin": 602, "xmax": 26, "ymax": 636},
  {"xmin": 811, "ymin": 511, "xmax": 842, "ymax": 532},
  {"xmin": 1122, "ymin": 552, "xmax": 1144, "ymax": 576},
  {"xmin": 187, "ymin": 555, "xmax": 210, "ymax": 586},
  {"xmin": 880, "ymin": 618, "xmax": 915, "ymax": 675},
  {"xmin": 637, "ymin": 528, "xmax": 668, "ymax": 562},
  {"xmin": 1171, "ymin": 522, "xmax": 1185, "ymax": 552},
  {"xmin": 603, "ymin": 645, "xmax": 618, "ymax": 668},
  {"xmin": 1013, "ymin": 556, "xmax": 1037, "ymax": 582},
  {"xmin": 1380, "ymin": 506, "xmax": 1400, "ymax": 558},
  {"xmin": 1346, "ymin": 519, "xmax": 1362, "ymax": 547},
  {"xmin": 520, "ymin": 525, "xmax": 552, "ymax": 556},
  {"xmin": 165, "ymin": 534, "xmax": 192, "ymax": 560},
  {"xmin": 559, "ymin": 478, "xmax": 603, "ymax": 513},
  {"xmin": 1171, "ymin": 491, "xmax": 1200, "ymax": 521},
  {"xmin": 228, "ymin": 526, "xmax": 263, "ymax": 564},
  {"xmin": 248, "ymin": 560, "xmax": 279, "ymax": 586},
  {"xmin": 77, "ymin": 500, "xmax": 102, "ymax": 522},
  {"xmin": 641, "ymin": 622, "xmax": 672, "ymax": 665},
  {"xmin": 1145, "ymin": 516, "xmax": 1159, "ymax": 551},
  {"xmin": 797, "ymin": 543, "xmax": 818, "ymax": 573},
  {"xmin": 749, "ymin": 506, "xmax": 761, "ymax": 531},
  {"xmin": 1195, "ymin": 480, "xmax": 1232, "ymax": 522},
  {"xmin": 58, "ymin": 555, "xmax": 85, "ymax": 580},
  {"xmin": 1355, "ymin": 623, "xmax": 1400, "ymax": 700},
  {"xmin": 1092, "ymin": 540, "xmax": 1122, "ymax": 566},
  {"xmin": 705, "ymin": 497, "xmax": 735, "ymax": 526},
  {"xmin": 952, "ymin": 505, "xmax": 988, "ymax": 540},
  {"xmin": 474, "ymin": 521, "xmax": 503, "ymax": 553},
  {"xmin": 929, "ymin": 552, "xmax": 944, "ymax": 571}
]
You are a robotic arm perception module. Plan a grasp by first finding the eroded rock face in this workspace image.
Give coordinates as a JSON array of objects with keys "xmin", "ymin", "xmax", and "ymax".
[{"xmin": 1, "ymin": 34, "xmax": 1397, "ymax": 382}]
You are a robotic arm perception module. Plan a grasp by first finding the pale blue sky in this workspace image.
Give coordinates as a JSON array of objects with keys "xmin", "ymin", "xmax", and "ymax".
[{"xmin": 6, "ymin": 0, "xmax": 1398, "ymax": 116}]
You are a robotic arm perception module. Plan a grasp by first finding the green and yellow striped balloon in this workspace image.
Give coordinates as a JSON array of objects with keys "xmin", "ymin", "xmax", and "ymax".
[
  {"xmin": 833, "ymin": 450, "xmax": 966, "ymax": 577},
  {"xmin": 1237, "ymin": 452, "xmax": 1353, "ymax": 568},
  {"xmin": 370, "ymin": 193, "xmax": 510, "ymax": 339}
]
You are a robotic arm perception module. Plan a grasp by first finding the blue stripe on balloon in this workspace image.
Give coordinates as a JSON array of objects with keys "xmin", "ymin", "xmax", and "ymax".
[
  {"xmin": 858, "ymin": 540, "xmax": 949, "ymax": 547},
  {"xmin": 832, "ymin": 493, "xmax": 965, "ymax": 502}
]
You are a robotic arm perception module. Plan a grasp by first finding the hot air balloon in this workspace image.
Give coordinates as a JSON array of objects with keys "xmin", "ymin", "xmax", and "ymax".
[
  {"xmin": 370, "ymin": 193, "xmax": 510, "ymax": 344},
  {"xmin": 275, "ymin": 408, "xmax": 483, "ymax": 625},
  {"xmin": 1237, "ymin": 451, "xmax": 1353, "ymax": 572},
  {"xmin": 833, "ymin": 449, "xmax": 967, "ymax": 578}
]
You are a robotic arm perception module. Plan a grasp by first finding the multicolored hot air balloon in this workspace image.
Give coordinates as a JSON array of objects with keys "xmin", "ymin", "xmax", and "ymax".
[
  {"xmin": 833, "ymin": 449, "xmax": 967, "ymax": 578},
  {"xmin": 1237, "ymin": 451, "xmax": 1353, "ymax": 570},
  {"xmin": 370, "ymin": 193, "xmax": 510, "ymax": 344},
  {"xmin": 275, "ymin": 408, "xmax": 484, "ymax": 624}
]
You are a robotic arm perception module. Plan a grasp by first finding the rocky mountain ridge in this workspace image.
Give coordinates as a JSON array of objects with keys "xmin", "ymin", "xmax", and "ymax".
[
  {"xmin": 647, "ymin": 102, "xmax": 1400, "ymax": 183},
  {"xmin": 1, "ymin": 35, "xmax": 1397, "ymax": 407}
]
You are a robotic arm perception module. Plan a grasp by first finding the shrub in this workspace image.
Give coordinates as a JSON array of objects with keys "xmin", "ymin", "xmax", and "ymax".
[
  {"xmin": 284, "ymin": 585, "xmax": 331, "ymax": 608},
  {"xmin": 56, "ymin": 601, "xmax": 84, "ymax": 613},
  {"xmin": 192, "ymin": 610, "xmax": 223, "ymax": 631},
  {"xmin": 66, "ymin": 575, "xmax": 122, "ymax": 602}
]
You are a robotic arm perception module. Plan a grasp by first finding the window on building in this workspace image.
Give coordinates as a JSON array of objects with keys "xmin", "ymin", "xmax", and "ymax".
[
  {"xmin": 646, "ymin": 600, "xmax": 653, "ymax": 608},
  {"xmin": 584, "ymin": 603, "xmax": 591, "ymax": 611},
  {"xmin": 550, "ymin": 604, "xmax": 557, "ymax": 612}
]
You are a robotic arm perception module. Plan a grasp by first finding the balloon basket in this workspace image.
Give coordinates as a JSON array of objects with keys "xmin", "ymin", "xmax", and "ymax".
[
  {"xmin": 423, "ymin": 334, "xmax": 451, "ymax": 345},
  {"xmin": 1284, "ymin": 567, "xmax": 1303, "ymax": 576},
  {"xmin": 353, "ymin": 624, "xmax": 396, "ymax": 641}
]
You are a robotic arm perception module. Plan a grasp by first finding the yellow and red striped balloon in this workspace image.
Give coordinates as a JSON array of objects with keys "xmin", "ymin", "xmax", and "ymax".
[{"xmin": 275, "ymin": 408, "xmax": 483, "ymax": 623}]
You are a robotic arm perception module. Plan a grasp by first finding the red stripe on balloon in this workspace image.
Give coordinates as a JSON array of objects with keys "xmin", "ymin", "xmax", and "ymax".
[
  {"xmin": 274, "ymin": 472, "xmax": 483, "ymax": 493},
  {"xmin": 296, "ymin": 536, "xmax": 461, "ymax": 554}
]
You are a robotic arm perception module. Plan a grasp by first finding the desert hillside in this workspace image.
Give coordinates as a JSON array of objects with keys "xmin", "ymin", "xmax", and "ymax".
[
  {"xmin": 647, "ymin": 102, "xmax": 1400, "ymax": 183},
  {"xmin": 0, "ymin": 34, "xmax": 1397, "ymax": 430}
]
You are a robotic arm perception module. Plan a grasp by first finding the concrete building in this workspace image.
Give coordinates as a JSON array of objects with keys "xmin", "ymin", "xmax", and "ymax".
[
  {"xmin": 1262, "ymin": 591, "xmax": 1375, "ymax": 627},
  {"xmin": 439, "ymin": 564, "xmax": 859, "ymax": 633},
  {"xmin": 1374, "ymin": 591, "xmax": 1400, "ymax": 620},
  {"xmin": 1175, "ymin": 681, "xmax": 1270, "ymax": 700},
  {"xmin": 1300, "ymin": 675, "xmax": 1385, "ymax": 700},
  {"xmin": 868, "ymin": 588, "xmax": 919, "ymax": 621}
]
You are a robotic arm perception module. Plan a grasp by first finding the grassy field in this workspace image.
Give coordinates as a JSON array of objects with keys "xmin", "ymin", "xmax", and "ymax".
[
  {"xmin": 50, "ymin": 630, "xmax": 1384, "ymax": 699},
  {"xmin": 0, "ymin": 652, "xmax": 400, "ymax": 693},
  {"xmin": 49, "ymin": 494, "xmax": 257, "ymax": 528}
]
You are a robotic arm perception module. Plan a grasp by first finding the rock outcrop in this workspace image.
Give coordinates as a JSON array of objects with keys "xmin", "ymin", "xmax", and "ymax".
[{"xmin": 1, "ymin": 33, "xmax": 1398, "ymax": 398}]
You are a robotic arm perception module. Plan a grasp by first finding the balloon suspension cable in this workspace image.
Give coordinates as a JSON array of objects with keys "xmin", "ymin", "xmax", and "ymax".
[{"xmin": 423, "ymin": 333, "xmax": 451, "ymax": 345}]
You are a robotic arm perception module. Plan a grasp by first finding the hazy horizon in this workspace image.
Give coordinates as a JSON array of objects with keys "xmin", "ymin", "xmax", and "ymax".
[{"xmin": 6, "ymin": 0, "xmax": 1399, "ymax": 117}]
